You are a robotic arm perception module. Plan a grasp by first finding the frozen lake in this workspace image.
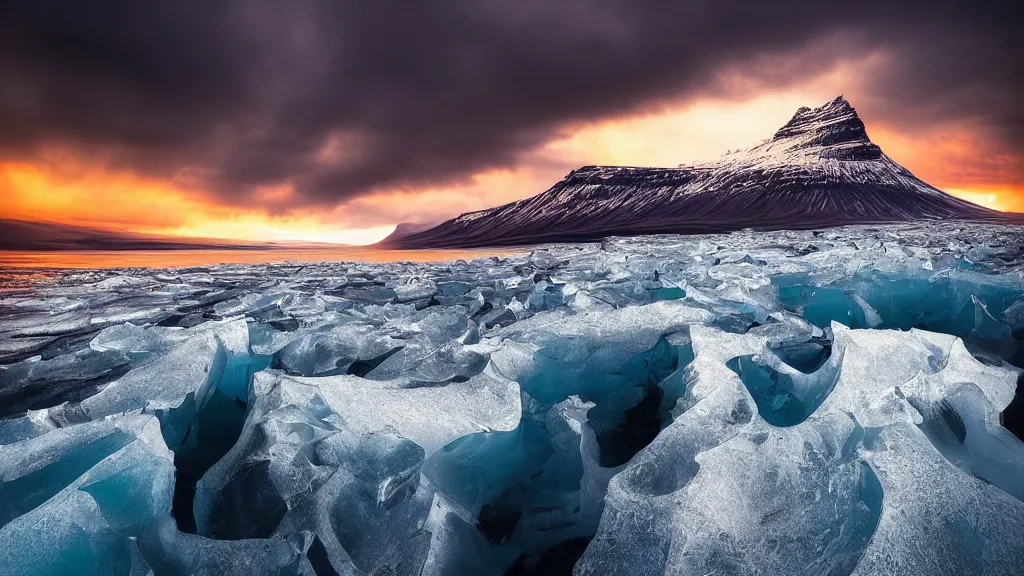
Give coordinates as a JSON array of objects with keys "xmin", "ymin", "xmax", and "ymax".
[{"xmin": 1, "ymin": 222, "xmax": 1023, "ymax": 575}]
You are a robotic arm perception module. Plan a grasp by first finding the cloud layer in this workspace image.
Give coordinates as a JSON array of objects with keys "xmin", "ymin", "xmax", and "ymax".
[{"xmin": 1, "ymin": 1, "xmax": 1020, "ymax": 211}]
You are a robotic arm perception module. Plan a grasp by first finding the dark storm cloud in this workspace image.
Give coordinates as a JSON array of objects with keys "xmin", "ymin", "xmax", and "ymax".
[{"xmin": 0, "ymin": 0, "xmax": 1020, "ymax": 206}]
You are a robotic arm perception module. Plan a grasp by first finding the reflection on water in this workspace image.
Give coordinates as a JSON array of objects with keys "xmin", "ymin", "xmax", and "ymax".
[{"xmin": 0, "ymin": 246, "xmax": 524, "ymax": 271}]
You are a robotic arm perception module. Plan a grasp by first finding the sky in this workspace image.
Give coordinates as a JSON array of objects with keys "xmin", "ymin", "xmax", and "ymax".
[{"xmin": 1, "ymin": 1, "xmax": 1021, "ymax": 245}]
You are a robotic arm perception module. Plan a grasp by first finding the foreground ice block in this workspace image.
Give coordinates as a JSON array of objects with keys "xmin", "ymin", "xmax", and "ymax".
[
  {"xmin": 0, "ymin": 415, "xmax": 172, "ymax": 575},
  {"xmin": 0, "ymin": 414, "xmax": 320, "ymax": 576},
  {"xmin": 578, "ymin": 322, "xmax": 1024, "ymax": 575},
  {"xmin": 192, "ymin": 369, "xmax": 521, "ymax": 573}
]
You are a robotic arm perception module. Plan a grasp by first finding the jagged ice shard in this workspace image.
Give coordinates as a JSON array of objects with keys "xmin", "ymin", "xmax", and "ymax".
[{"xmin": 2, "ymin": 96, "xmax": 1024, "ymax": 575}]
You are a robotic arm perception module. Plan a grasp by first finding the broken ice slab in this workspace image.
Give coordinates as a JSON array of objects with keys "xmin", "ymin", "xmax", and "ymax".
[
  {"xmin": 774, "ymin": 267, "xmax": 1024, "ymax": 348},
  {"xmin": 270, "ymin": 322, "xmax": 402, "ymax": 377},
  {"xmin": 0, "ymin": 415, "xmax": 162, "ymax": 529},
  {"xmin": 192, "ymin": 368, "xmax": 520, "ymax": 573},
  {"xmin": 0, "ymin": 414, "xmax": 315, "ymax": 576},
  {"xmin": 89, "ymin": 322, "xmax": 190, "ymax": 360},
  {"xmin": 579, "ymin": 321, "xmax": 1024, "ymax": 576},
  {"xmin": 726, "ymin": 337, "xmax": 842, "ymax": 427},
  {"xmin": 81, "ymin": 324, "xmax": 238, "ymax": 437},
  {"xmin": 0, "ymin": 415, "xmax": 174, "ymax": 574},
  {"xmin": 0, "ymin": 348, "xmax": 131, "ymax": 417},
  {"xmin": 644, "ymin": 413, "xmax": 883, "ymax": 576}
]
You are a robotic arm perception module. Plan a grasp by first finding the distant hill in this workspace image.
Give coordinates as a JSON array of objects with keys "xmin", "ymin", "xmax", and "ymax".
[
  {"xmin": 0, "ymin": 219, "xmax": 267, "ymax": 251},
  {"xmin": 387, "ymin": 96, "xmax": 1017, "ymax": 248},
  {"xmin": 378, "ymin": 221, "xmax": 444, "ymax": 244}
]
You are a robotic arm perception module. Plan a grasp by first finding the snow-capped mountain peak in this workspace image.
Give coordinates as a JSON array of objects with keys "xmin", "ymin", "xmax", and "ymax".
[
  {"xmin": 385, "ymin": 97, "xmax": 1009, "ymax": 248},
  {"xmin": 762, "ymin": 94, "xmax": 881, "ymax": 160}
]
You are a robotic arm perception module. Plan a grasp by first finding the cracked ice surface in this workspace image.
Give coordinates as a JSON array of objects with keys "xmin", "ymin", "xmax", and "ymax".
[{"xmin": 1, "ymin": 221, "xmax": 1024, "ymax": 575}]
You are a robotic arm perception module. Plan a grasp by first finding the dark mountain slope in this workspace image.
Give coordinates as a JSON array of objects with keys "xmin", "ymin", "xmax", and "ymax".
[
  {"xmin": 0, "ymin": 219, "xmax": 266, "ymax": 251},
  {"xmin": 386, "ymin": 97, "xmax": 1011, "ymax": 248}
]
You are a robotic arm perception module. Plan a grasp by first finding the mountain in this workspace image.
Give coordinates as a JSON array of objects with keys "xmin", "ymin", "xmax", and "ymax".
[
  {"xmin": 385, "ymin": 96, "xmax": 1008, "ymax": 248},
  {"xmin": 384, "ymin": 221, "xmax": 442, "ymax": 242},
  {"xmin": 0, "ymin": 219, "xmax": 267, "ymax": 251}
]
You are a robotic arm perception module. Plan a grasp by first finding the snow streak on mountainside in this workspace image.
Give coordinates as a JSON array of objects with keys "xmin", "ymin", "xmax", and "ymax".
[{"xmin": 388, "ymin": 97, "xmax": 1006, "ymax": 248}]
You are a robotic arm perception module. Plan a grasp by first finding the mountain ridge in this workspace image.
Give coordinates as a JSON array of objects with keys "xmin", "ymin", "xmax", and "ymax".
[
  {"xmin": 384, "ymin": 96, "xmax": 1012, "ymax": 248},
  {"xmin": 0, "ymin": 219, "xmax": 270, "ymax": 251}
]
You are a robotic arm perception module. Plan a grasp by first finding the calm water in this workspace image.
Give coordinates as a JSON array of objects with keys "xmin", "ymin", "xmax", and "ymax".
[{"xmin": 0, "ymin": 246, "xmax": 524, "ymax": 270}]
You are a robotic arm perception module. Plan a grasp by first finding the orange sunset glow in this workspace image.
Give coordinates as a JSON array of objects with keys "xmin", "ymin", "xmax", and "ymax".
[
  {"xmin": 0, "ymin": 159, "xmax": 398, "ymax": 245},
  {"xmin": 2, "ymin": 89, "xmax": 1020, "ymax": 245}
]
